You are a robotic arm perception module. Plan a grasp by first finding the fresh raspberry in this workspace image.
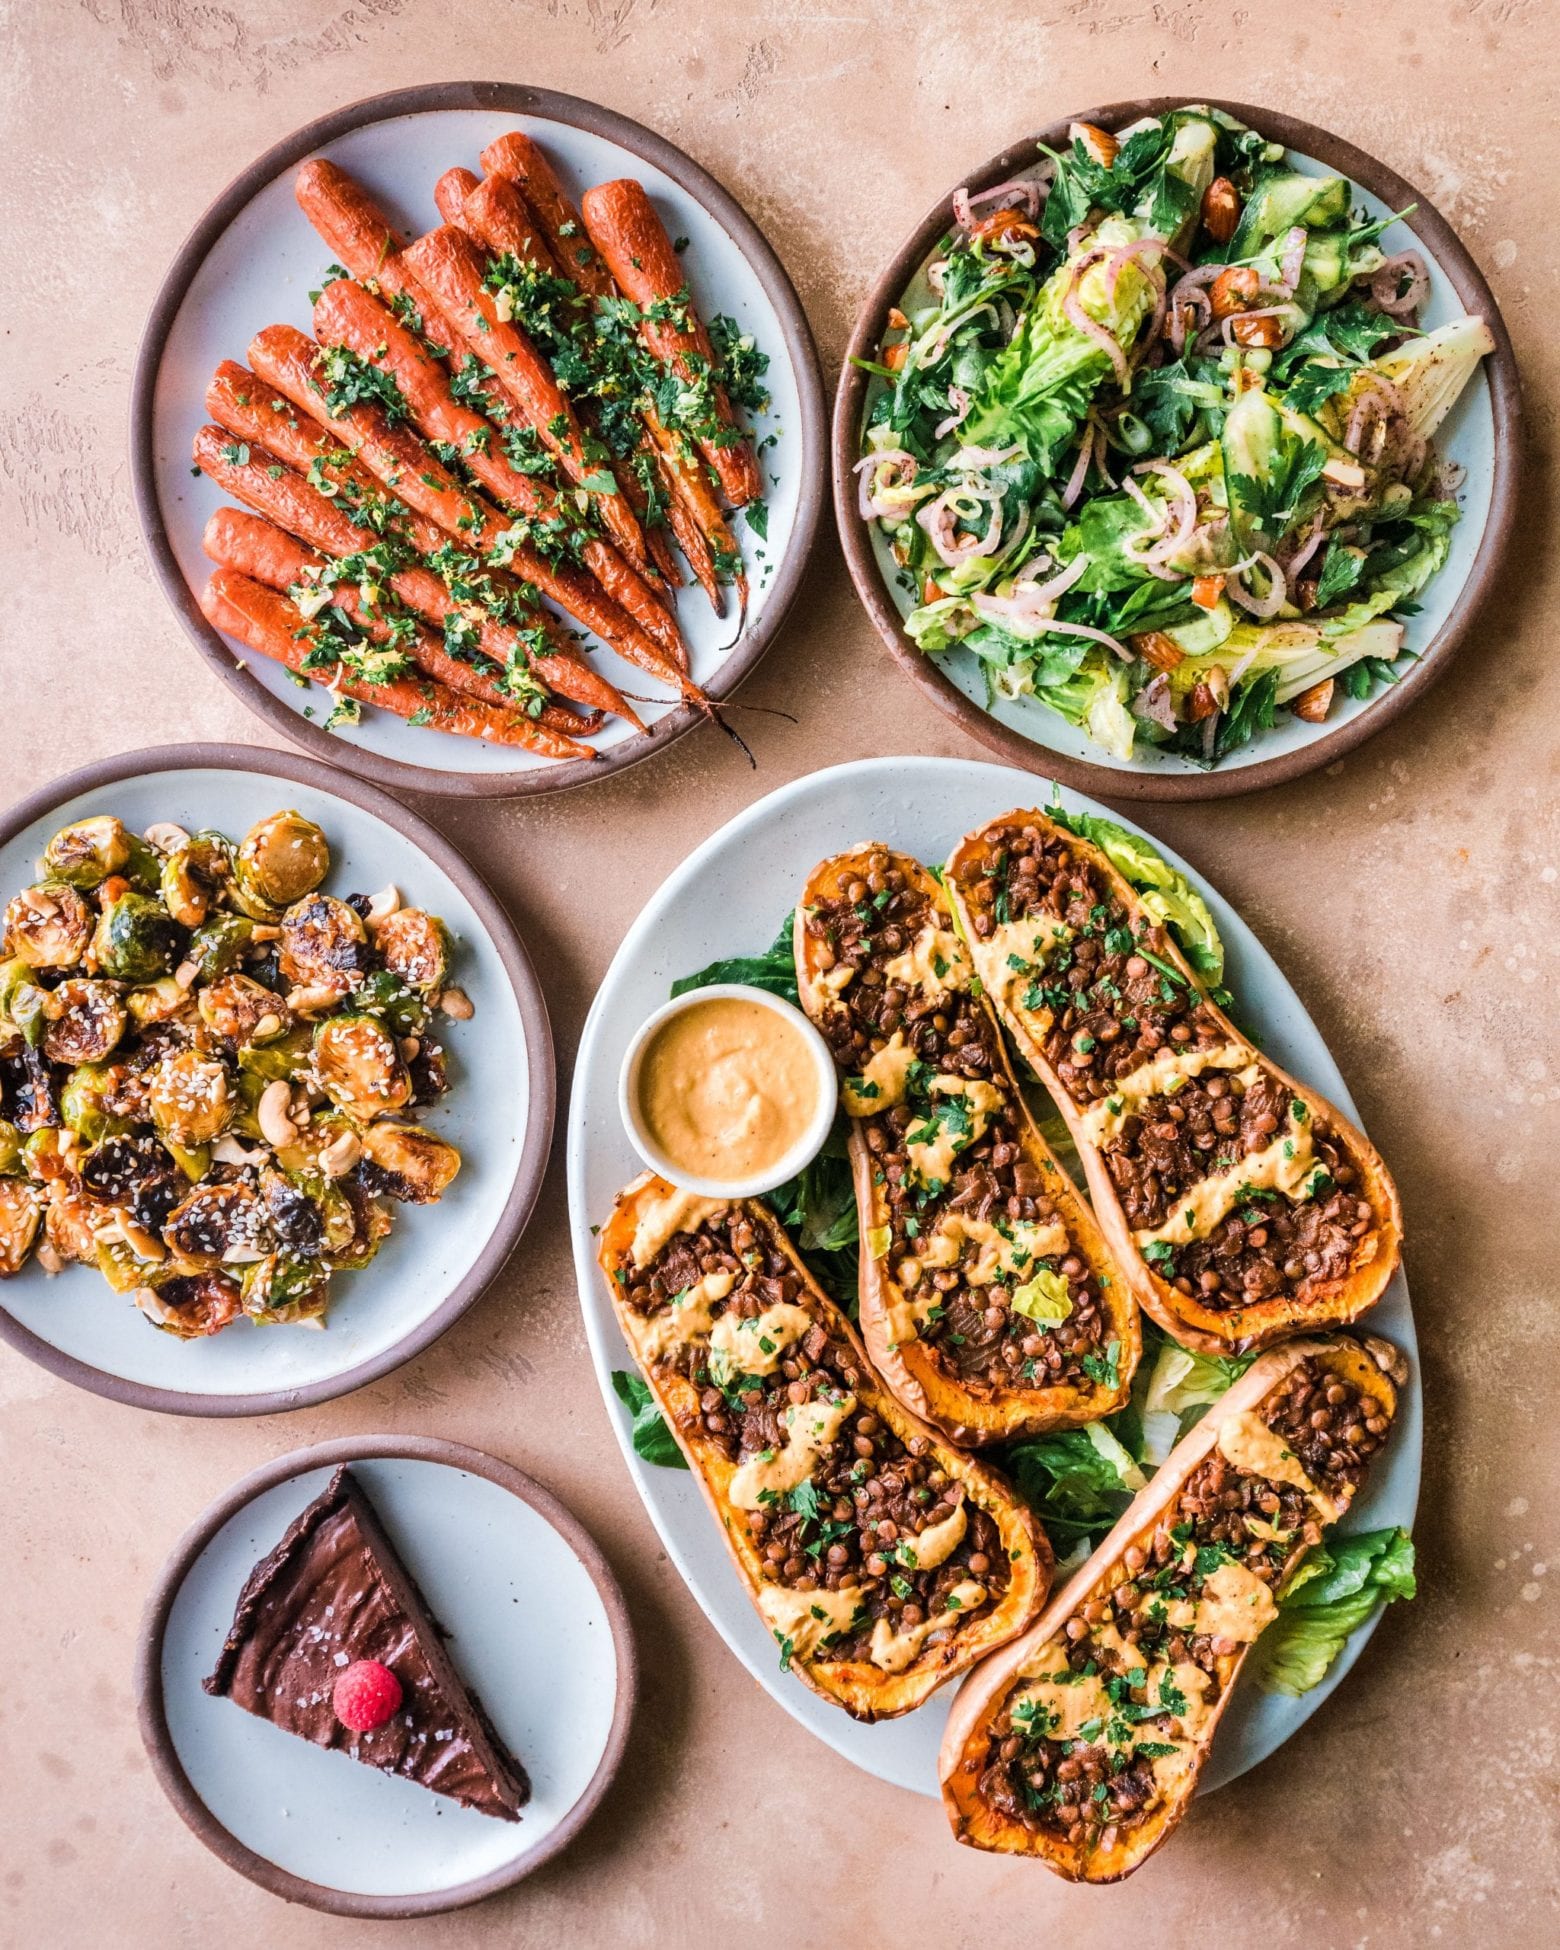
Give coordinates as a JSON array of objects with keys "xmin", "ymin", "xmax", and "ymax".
[{"xmin": 332, "ymin": 1660, "xmax": 403, "ymax": 1732}]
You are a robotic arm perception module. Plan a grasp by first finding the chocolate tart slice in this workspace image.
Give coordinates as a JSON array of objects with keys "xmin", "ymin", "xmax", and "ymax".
[{"xmin": 204, "ymin": 1465, "xmax": 529, "ymax": 1821}]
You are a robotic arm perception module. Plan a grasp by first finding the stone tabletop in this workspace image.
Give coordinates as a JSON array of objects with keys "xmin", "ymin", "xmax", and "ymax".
[{"xmin": 2, "ymin": 2, "xmax": 1555, "ymax": 1944}]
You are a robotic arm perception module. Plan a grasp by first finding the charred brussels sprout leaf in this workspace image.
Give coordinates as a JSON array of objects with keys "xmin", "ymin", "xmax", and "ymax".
[
  {"xmin": 0, "ymin": 1119, "xmax": 24, "ymax": 1175},
  {"xmin": 360, "ymin": 1120, "xmax": 461, "ymax": 1203},
  {"xmin": 136, "ymin": 1272, "xmax": 243, "ymax": 1339},
  {"xmin": 238, "ymin": 812, "xmax": 330, "ymax": 910},
  {"xmin": 60, "ymin": 1062, "xmax": 133, "ymax": 1145},
  {"xmin": 160, "ymin": 835, "xmax": 230, "ymax": 929},
  {"xmin": 6, "ymin": 882, "xmax": 94, "ymax": 970},
  {"xmin": 312, "ymin": 1014, "xmax": 411, "ymax": 1122},
  {"xmin": 349, "ymin": 969, "xmax": 429, "ymax": 1037},
  {"xmin": 42, "ymin": 815, "xmax": 131, "ymax": 891},
  {"xmin": 375, "ymin": 909, "xmax": 452, "ymax": 992},
  {"xmin": 91, "ymin": 891, "xmax": 179, "ymax": 984},
  {"xmin": 163, "ymin": 1181, "xmax": 272, "ymax": 1268},
  {"xmin": 41, "ymin": 980, "xmax": 127, "ymax": 1067}
]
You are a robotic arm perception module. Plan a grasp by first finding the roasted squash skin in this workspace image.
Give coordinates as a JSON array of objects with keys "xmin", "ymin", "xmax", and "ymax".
[
  {"xmin": 939, "ymin": 1332, "xmax": 1405, "ymax": 1881},
  {"xmin": 944, "ymin": 811, "xmax": 1403, "ymax": 1354},
  {"xmin": 598, "ymin": 1174, "xmax": 1052, "ymax": 1720},
  {"xmin": 794, "ymin": 843, "xmax": 1139, "ymax": 1444}
]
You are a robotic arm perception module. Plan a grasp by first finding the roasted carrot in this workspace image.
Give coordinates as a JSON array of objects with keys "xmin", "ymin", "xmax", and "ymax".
[
  {"xmin": 193, "ymin": 410, "xmax": 636, "ymax": 728},
  {"xmin": 581, "ymin": 178, "xmax": 763, "ymax": 506},
  {"xmin": 434, "ymin": 165, "xmax": 482, "ymax": 232},
  {"xmin": 480, "ymin": 132, "xmax": 616, "ymax": 298},
  {"xmin": 201, "ymin": 507, "xmax": 600, "ymax": 739},
  {"xmin": 200, "ymin": 569, "xmax": 592, "ymax": 759},
  {"xmin": 312, "ymin": 279, "xmax": 691, "ymax": 681}
]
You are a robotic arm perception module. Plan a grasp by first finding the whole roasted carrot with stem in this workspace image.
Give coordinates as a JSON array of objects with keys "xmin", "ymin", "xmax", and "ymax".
[
  {"xmin": 200, "ymin": 569, "xmax": 593, "ymax": 759},
  {"xmin": 202, "ymin": 508, "xmax": 601, "ymax": 739},
  {"xmin": 312, "ymin": 278, "xmax": 690, "ymax": 677},
  {"xmin": 581, "ymin": 178, "xmax": 763, "ymax": 507},
  {"xmin": 193, "ymin": 410, "xmax": 635, "ymax": 729}
]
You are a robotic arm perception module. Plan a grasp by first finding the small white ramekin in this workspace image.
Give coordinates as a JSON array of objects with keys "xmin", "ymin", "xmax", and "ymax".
[{"xmin": 618, "ymin": 982, "xmax": 839, "ymax": 1198}]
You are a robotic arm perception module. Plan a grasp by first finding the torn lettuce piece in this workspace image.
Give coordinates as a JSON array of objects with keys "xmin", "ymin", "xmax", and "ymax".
[
  {"xmin": 1045, "ymin": 799, "xmax": 1228, "ymax": 985},
  {"xmin": 1256, "ymin": 1526, "xmax": 1416, "ymax": 1695}
]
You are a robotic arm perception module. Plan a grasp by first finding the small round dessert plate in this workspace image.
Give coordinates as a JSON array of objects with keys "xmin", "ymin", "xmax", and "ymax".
[
  {"xmin": 137, "ymin": 1436, "xmax": 636, "ymax": 1918},
  {"xmin": 0, "ymin": 744, "xmax": 554, "ymax": 1416}
]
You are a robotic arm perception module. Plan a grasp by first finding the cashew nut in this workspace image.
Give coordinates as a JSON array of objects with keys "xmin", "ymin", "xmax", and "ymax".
[
  {"xmin": 251, "ymin": 1012, "xmax": 283, "ymax": 1043},
  {"xmin": 121, "ymin": 1216, "xmax": 167, "ymax": 1262},
  {"xmin": 35, "ymin": 1241, "xmax": 64, "ymax": 1276},
  {"xmin": 212, "ymin": 1135, "xmax": 265, "ymax": 1166},
  {"xmin": 174, "ymin": 959, "xmax": 200, "ymax": 990},
  {"xmin": 437, "ymin": 985, "xmax": 474, "ymax": 1021},
  {"xmin": 364, "ymin": 884, "xmax": 402, "ymax": 928},
  {"xmin": 145, "ymin": 822, "xmax": 191, "ymax": 855},
  {"xmin": 257, "ymin": 1080, "xmax": 300, "ymax": 1149},
  {"xmin": 319, "ymin": 1131, "xmax": 363, "ymax": 1179}
]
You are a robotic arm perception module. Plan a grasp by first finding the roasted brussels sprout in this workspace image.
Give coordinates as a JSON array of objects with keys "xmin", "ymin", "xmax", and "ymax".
[
  {"xmin": 148, "ymin": 1048, "xmax": 234, "ymax": 1147},
  {"xmin": 187, "ymin": 912, "xmax": 254, "ymax": 982},
  {"xmin": 5, "ymin": 882, "xmax": 93, "ymax": 969},
  {"xmin": 376, "ymin": 909, "xmax": 453, "ymax": 993},
  {"xmin": 60, "ymin": 1062, "xmax": 133, "ymax": 1145},
  {"xmin": 45, "ymin": 1184, "xmax": 100, "ymax": 1266},
  {"xmin": 160, "ymin": 834, "xmax": 230, "ymax": 929},
  {"xmin": 326, "ymin": 1178, "xmax": 393, "ymax": 1271},
  {"xmin": 258, "ymin": 1165, "xmax": 326, "ymax": 1255},
  {"xmin": 92, "ymin": 891, "xmax": 179, "ymax": 984},
  {"xmin": 164, "ymin": 1180, "xmax": 272, "ymax": 1268},
  {"xmin": 237, "ymin": 1025, "xmax": 313, "ymax": 1088},
  {"xmin": 135, "ymin": 1271, "xmax": 242, "ymax": 1338},
  {"xmin": 22, "ymin": 1126, "xmax": 71, "ymax": 1180},
  {"xmin": 127, "ymin": 976, "xmax": 192, "ymax": 1029},
  {"xmin": 239, "ymin": 1252, "xmax": 328, "ymax": 1324},
  {"xmin": 360, "ymin": 1120, "xmax": 461, "ymax": 1204},
  {"xmin": 279, "ymin": 893, "xmax": 368, "ymax": 997},
  {"xmin": 6, "ymin": 1045, "xmax": 59, "ymax": 1132},
  {"xmin": 0, "ymin": 1177, "xmax": 43, "ymax": 1274},
  {"xmin": 1, "ymin": 966, "xmax": 50, "ymax": 1048},
  {"xmin": 78, "ymin": 1132, "xmax": 182, "ymax": 1232},
  {"xmin": 42, "ymin": 980, "xmax": 127, "ymax": 1067},
  {"xmin": 198, "ymin": 975, "xmax": 290, "ymax": 1049},
  {"xmin": 349, "ymin": 969, "xmax": 430, "ymax": 1038},
  {"xmin": 238, "ymin": 812, "xmax": 330, "ymax": 910},
  {"xmin": 312, "ymin": 1014, "xmax": 411, "ymax": 1122},
  {"xmin": 41, "ymin": 815, "xmax": 131, "ymax": 891},
  {"xmin": 0, "ymin": 1118, "xmax": 24, "ymax": 1175}
]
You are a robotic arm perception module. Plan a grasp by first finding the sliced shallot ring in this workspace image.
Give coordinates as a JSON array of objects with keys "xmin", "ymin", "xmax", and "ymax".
[
  {"xmin": 1227, "ymin": 551, "xmax": 1288, "ymax": 619},
  {"xmin": 1062, "ymin": 251, "xmax": 1131, "ymax": 390}
]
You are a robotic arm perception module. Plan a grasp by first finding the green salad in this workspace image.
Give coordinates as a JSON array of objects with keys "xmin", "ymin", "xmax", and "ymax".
[{"xmin": 856, "ymin": 105, "xmax": 1494, "ymax": 764}]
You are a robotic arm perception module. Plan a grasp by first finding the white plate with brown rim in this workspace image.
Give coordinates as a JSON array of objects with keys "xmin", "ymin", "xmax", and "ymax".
[{"xmin": 565, "ymin": 754, "xmax": 1419, "ymax": 1798}]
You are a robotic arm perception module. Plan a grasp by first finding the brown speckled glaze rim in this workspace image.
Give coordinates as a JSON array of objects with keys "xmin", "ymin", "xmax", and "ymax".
[
  {"xmin": 135, "ymin": 1434, "xmax": 638, "ymax": 1918},
  {"xmin": 130, "ymin": 80, "xmax": 827, "ymax": 801},
  {"xmin": 0, "ymin": 742, "xmax": 555, "ymax": 1417},
  {"xmin": 833, "ymin": 97, "xmax": 1522, "ymax": 802}
]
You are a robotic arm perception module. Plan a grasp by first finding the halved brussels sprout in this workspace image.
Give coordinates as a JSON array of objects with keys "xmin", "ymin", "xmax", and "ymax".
[
  {"xmin": 376, "ymin": 909, "xmax": 452, "ymax": 993},
  {"xmin": 164, "ymin": 1180, "xmax": 272, "ymax": 1268},
  {"xmin": 312, "ymin": 1014, "xmax": 411, "ymax": 1122},
  {"xmin": 148, "ymin": 1049, "xmax": 234, "ymax": 1147},
  {"xmin": 237, "ymin": 1024, "xmax": 314, "ymax": 1088},
  {"xmin": 45, "ymin": 1185, "xmax": 100, "ymax": 1266},
  {"xmin": 1, "ymin": 965, "xmax": 50, "ymax": 1048},
  {"xmin": 5, "ymin": 882, "xmax": 93, "ymax": 969},
  {"xmin": 349, "ymin": 969, "xmax": 429, "ymax": 1038},
  {"xmin": 326, "ymin": 1178, "xmax": 394, "ymax": 1271},
  {"xmin": 41, "ymin": 815, "xmax": 131, "ymax": 891},
  {"xmin": 198, "ymin": 975, "xmax": 291, "ymax": 1049},
  {"xmin": 135, "ymin": 1271, "xmax": 242, "ymax": 1339},
  {"xmin": 279, "ymin": 893, "xmax": 368, "ymax": 996},
  {"xmin": 128, "ymin": 976, "xmax": 192, "ymax": 1029},
  {"xmin": 0, "ymin": 1177, "xmax": 43, "ymax": 1274},
  {"xmin": 160, "ymin": 835, "xmax": 230, "ymax": 929},
  {"xmin": 360, "ymin": 1120, "xmax": 461, "ymax": 1204},
  {"xmin": 0, "ymin": 1118, "xmax": 24, "ymax": 1175},
  {"xmin": 238, "ymin": 812, "xmax": 330, "ymax": 911},
  {"xmin": 7, "ymin": 1043, "xmax": 59, "ymax": 1131},
  {"xmin": 61, "ymin": 1062, "xmax": 133, "ymax": 1146},
  {"xmin": 42, "ymin": 980, "xmax": 127, "ymax": 1066},
  {"xmin": 78, "ymin": 1132, "xmax": 181, "ymax": 1233},
  {"xmin": 258, "ymin": 1165, "xmax": 327, "ymax": 1255},
  {"xmin": 92, "ymin": 891, "xmax": 179, "ymax": 984},
  {"xmin": 239, "ymin": 1251, "xmax": 328, "ymax": 1324},
  {"xmin": 187, "ymin": 912, "xmax": 255, "ymax": 982}
]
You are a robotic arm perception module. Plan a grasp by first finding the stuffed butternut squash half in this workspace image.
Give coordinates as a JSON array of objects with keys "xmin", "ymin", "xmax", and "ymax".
[
  {"xmin": 598, "ymin": 1174, "xmax": 1050, "ymax": 1720},
  {"xmin": 940, "ymin": 1331, "xmax": 1406, "ymax": 1881},
  {"xmin": 793, "ymin": 844, "xmax": 1139, "ymax": 1445},
  {"xmin": 944, "ymin": 811, "xmax": 1402, "ymax": 1354}
]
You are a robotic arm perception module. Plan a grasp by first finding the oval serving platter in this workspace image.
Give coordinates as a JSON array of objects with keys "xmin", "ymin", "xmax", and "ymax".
[
  {"xmin": 0, "ymin": 744, "xmax": 553, "ymax": 1415},
  {"xmin": 133, "ymin": 82, "xmax": 826, "ymax": 799},
  {"xmin": 835, "ymin": 99, "xmax": 1519, "ymax": 802},
  {"xmin": 137, "ymin": 1436, "xmax": 635, "ymax": 1917},
  {"xmin": 565, "ymin": 754, "xmax": 1419, "ymax": 1798}
]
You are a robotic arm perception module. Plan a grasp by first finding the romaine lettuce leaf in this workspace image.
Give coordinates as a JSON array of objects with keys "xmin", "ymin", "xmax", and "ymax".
[{"xmin": 1256, "ymin": 1526, "xmax": 1417, "ymax": 1695}]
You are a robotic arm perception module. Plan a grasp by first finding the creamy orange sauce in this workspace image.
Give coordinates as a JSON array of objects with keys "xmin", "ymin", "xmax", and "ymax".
[{"xmin": 639, "ymin": 996, "xmax": 820, "ymax": 1182}]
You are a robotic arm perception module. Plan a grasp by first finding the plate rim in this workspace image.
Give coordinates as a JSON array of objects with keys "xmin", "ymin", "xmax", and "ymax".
[
  {"xmin": 0, "ymin": 740, "xmax": 555, "ymax": 1417},
  {"xmin": 134, "ymin": 1433, "xmax": 638, "ymax": 1918},
  {"xmin": 130, "ymin": 79, "xmax": 828, "ymax": 801},
  {"xmin": 832, "ymin": 94, "xmax": 1523, "ymax": 802},
  {"xmin": 565, "ymin": 751, "xmax": 1420, "ymax": 1795}
]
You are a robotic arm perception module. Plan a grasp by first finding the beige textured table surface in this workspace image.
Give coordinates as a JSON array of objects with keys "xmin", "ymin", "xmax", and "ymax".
[{"xmin": 3, "ymin": 2, "xmax": 1556, "ymax": 1944}]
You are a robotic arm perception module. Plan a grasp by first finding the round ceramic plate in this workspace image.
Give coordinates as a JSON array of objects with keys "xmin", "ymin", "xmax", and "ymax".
[
  {"xmin": 137, "ymin": 1436, "xmax": 635, "ymax": 1917},
  {"xmin": 835, "ymin": 99, "xmax": 1520, "ymax": 801},
  {"xmin": 566, "ymin": 754, "xmax": 1419, "ymax": 1797},
  {"xmin": 0, "ymin": 745, "xmax": 553, "ymax": 1415},
  {"xmin": 133, "ymin": 82, "xmax": 826, "ymax": 799}
]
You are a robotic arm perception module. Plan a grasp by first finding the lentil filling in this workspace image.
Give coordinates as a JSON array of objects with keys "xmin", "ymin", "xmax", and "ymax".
[
  {"xmin": 621, "ymin": 1201, "xmax": 1013, "ymax": 1668},
  {"xmin": 801, "ymin": 849, "xmax": 1116, "ymax": 1398},
  {"xmin": 974, "ymin": 1354, "xmax": 1391, "ymax": 1853},
  {"xmin": 958, "ymin": 822, "xmax": 1379, "ymax": 1315}
]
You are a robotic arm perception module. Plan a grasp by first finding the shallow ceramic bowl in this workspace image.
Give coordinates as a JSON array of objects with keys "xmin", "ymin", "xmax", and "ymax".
[
  {"xmin": 133, "ymin": 83, "xmax": 826, "ymax": 799},
  {"xmin": 137, "ymin": 1437, "xmax": 635, "ymax": 1917},
  {"xmin": 566, "ymin": 755, "xmax": 1419, "ymax": 1797},
  {"xmin": 834, "ymin": 98, "xmax": 1520, "ymax": 801},
  {"xmin": 0, "ymin": 744, "xmax": 553, "ymax": 1415}
]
